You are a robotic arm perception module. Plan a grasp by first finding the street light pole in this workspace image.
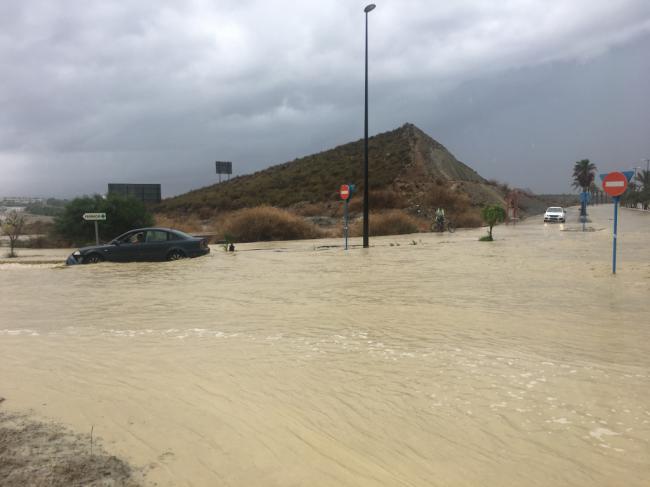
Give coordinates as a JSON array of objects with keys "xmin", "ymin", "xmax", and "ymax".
[{"xmin": 363, "ymin": 3, "xmax": 375, "ymax": 248}]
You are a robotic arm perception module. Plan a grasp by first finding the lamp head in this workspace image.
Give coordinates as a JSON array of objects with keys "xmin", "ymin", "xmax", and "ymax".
[{"xmin": 364, "ymin": 4, "xmax": 376, "ymax": 13}]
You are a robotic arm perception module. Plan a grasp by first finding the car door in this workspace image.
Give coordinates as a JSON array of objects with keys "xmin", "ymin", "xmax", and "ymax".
[
  {"xmin": 141, "ymin": 230, "xmax": 171, "ymax": 261},
  {"xmin": 112, "ymin": 231, "xmax": 145, "ymax": 262}
]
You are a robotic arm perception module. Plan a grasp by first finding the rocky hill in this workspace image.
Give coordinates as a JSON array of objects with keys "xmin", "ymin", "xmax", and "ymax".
[{"xmin": 157, "ymin": 123, "xmax": 549, "ymax": 228}]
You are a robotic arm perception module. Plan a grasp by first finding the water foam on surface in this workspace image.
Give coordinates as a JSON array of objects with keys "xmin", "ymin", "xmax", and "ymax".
[
  {"xmin": 0, "ymin": 329, "xmax": 39, "ymax": 336},
  {"xmin": 2, "ymin": 205, "xmax": 650, "ymax": 486}
]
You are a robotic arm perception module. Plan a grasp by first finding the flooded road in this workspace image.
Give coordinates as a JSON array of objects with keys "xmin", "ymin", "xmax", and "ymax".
[{"xmin": 1, "ymin": 205, "xmax": 649, "ymax": 486}]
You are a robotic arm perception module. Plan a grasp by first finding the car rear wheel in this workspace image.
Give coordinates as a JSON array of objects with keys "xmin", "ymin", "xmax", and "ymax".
[
  {"xmin": 167, "ymin": 249, "xmax": 185, "ymax": 261},
  {"xmin": 84, "ymin": 253, "xmax": 103, "ymax": 264}
]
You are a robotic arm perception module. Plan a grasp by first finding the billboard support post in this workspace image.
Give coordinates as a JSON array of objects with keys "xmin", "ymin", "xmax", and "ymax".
[{"xmin": 215, "ymin": 161, "xmax": 233, "ymax": 183}]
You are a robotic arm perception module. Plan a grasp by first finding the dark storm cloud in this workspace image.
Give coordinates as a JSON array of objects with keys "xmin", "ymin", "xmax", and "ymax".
[{"xmin": 1, "ymin": 0, "xmax": 649, "ymax": 197}]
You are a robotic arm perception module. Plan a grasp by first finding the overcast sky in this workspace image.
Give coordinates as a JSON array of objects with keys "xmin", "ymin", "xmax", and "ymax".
[{"xmin": 1, "ymin": 0, "xmax": 649, "ymax": 198}]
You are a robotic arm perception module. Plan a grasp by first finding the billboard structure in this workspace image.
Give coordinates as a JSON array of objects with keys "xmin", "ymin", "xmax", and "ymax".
[
  {"xmin": 108, "ymin": 183, "xmax": 162, "ymax": 204},
  {"xmin": 215, "ymin": 161, "xmax": 233, "ymax": 183}
]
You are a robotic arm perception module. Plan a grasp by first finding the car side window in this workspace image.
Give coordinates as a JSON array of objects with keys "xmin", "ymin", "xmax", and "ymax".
[
  {"xmin": 146, "ymin": 230, "xmax": 169, "ymax": 242},
  {"xmin": 124, "ymin": 232, "xmax": 145, "ymax": 244}
]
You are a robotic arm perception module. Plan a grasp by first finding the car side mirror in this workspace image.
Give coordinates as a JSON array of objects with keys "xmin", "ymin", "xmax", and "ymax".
[{"xmin": 111, "ymin": 240, "xmax": 120, "ymax": 246}]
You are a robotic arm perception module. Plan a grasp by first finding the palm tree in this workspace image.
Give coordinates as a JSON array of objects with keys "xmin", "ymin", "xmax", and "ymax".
[
  {"xmin": 636, "ymin": 170, "xmax": 650, "ymax": 210},
  {"xmin": 572, "ymin": 159, "xmax": 597, "ymax": 192},
  {"xmin": 572, "ymin": 159, "xmax": 597, "ymax": 224},
  {"xmin": 636, "ymin": 169, "xmax": 650, "ymax": 192}
]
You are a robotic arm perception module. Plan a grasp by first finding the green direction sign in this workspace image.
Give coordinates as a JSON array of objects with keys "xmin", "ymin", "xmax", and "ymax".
[{"xmin": 82, "ymin": 213, "xmax": 106, "ymax": 221}]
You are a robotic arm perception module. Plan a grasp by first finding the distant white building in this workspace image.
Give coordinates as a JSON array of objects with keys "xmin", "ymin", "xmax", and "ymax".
[
  {"xmin": 0, "ymin": 206, "xmax": 26, "ymax": 215},
  {"xmin": 0, "ymin": 196, "xmax": 44, "ymax": 205}
]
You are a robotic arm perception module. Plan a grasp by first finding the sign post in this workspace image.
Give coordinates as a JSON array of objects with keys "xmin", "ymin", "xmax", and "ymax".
[
  {"xmin": 612, "ymin": 196, "xmax": 619, "ymax": 274},
  {"xmin": 340, "ymin": 184, "xmax": 351, "ymax": 250},
  {"xmin": 579, "ymin": 191, "xmax": 590, "ymax": 231},
  {"xmin": 83, "ymin": 213, "xmax": 107, "ymax": 245},
  {"xmin": 600, "ymin": 172, "xmax": 630, "ymax": 274}
]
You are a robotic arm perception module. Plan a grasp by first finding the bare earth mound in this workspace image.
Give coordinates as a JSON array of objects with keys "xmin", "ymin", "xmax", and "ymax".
[
  {"xmin": 155, "ymin": 123, "xmax": 558, "ymax": 239},
  {"xmin": 0, "ymin": 409, "xmax": 141, "ymax": 487}
]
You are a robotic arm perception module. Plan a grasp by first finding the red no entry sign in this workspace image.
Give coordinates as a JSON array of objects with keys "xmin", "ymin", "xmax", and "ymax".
[
  {"xmin": 602, "ymin": 172, "xmax": 628, "ymax": 197},
  {"xmin": 340, "ymin": 184, "xmax": 350, "ymax": 200}
]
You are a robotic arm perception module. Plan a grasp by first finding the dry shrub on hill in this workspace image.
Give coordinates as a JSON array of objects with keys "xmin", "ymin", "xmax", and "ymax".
[
  {"xmin": 452, "ymin": 209, "xmax": 483, "ymax": 228},
  {"xmin": 350, "ymin": 210, "xmax": 420, "ymax": 237},
  {"xmin": 487, "ymin": 179, "xmax": 511, "ymax": 194},
  {"xmin": 348, "ymin": 189, "xmax": 406, "ymax": 213},
  {"xmin": 222, "ymin": 206, "xmax": 324, "ymax": 242},
  {"xmin": 155, "ymin": 213, "xmax": 206, "ymax": 233},
  {"xmin": 422, "ymin": 183, "xmax": 470, "ymax": 212},
  {"xmin": 197, "ymin": 207, "xmax": 217, "ymax": 220},
  {"xmin": 291, "ymin": 202, "xmax": 336, "ymax": 217}
]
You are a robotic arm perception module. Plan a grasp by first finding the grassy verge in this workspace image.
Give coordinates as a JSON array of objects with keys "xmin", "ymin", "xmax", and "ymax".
[{"xmin": 0, "ymin": 408, "xmax": 142, "ymax": 486}]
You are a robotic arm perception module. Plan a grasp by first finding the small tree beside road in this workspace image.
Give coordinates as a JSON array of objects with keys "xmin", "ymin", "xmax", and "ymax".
[
  {"xmin": 1, "ymin": 210, "xmax": 26, "ymax": 257},
  {"xmin": 480, "ymin": 205, "xmax": 506, "ymax": 241}
]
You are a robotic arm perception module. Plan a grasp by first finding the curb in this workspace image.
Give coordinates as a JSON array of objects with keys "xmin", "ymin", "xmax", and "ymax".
[{"xmin": 621, "ymin": 207, "xmax": 650, "ymax": 213}]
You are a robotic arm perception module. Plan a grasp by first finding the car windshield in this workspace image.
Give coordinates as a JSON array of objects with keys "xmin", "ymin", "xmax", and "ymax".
[{"xmin": 548, "ymin": 207, "xmax": 563, "ymax": 212}]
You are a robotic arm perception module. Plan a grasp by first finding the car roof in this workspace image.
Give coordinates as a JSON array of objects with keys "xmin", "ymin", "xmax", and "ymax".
[
  {"xmin": 116, "ymin": 228, "xmax": 196, "ymax": 238},
  {"xmin": 127, "ymin": 227, "xmax": 185, "ymax": 232}
]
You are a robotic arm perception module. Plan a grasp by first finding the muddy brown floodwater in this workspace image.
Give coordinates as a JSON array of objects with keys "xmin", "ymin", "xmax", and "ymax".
[{"xmin": 1, "ymin": 205, "xmax": 649, "ymax": 486}]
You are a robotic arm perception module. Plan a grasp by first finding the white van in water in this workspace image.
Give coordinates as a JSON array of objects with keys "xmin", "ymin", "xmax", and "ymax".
[{"xmin": 544, "ymin": 207, "xmax": 566, "ymax": 223}]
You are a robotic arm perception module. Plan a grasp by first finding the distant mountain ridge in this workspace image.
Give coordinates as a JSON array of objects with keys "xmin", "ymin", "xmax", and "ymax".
[{"xmin": 158, "ymin": 123, "xmax": 508, "ymax": 216}]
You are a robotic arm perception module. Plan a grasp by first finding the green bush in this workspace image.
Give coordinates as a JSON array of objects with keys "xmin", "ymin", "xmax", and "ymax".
[
  {"xmin": 24, "ymin": 201, "xmax": 66, "ymax": 217},
  {"xmin": 54, "ymin": 194, "xmax": 154, "ymax": 245}
]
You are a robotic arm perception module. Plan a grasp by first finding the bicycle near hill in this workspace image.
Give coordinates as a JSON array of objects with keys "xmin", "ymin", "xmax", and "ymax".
[{"xmin": 431, "ymin": 208, "xmax": 455, "ymax": 233}]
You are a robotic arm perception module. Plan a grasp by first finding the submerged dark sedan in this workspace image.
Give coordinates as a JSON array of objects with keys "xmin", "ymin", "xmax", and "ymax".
[{"xmin": 66, "ymin": 228, "xmax": 210, "ymax": 264}]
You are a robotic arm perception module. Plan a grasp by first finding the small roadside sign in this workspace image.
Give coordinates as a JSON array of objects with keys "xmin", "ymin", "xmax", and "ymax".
[
  {"xmin": 83, "ymin": 213, "xmax": 107, "ymax": 221},
  {"xmin": 598, "ymin": 170, "xmax": 633, "ymax": 274},
  {"xmin": 82, "ymin": 213, "xmax": 106, "ymax": 245},
  {"xmin": 601, "ymin": 172, "xmax": 628, "ymax": 197},
  {"xmin": 340, "ymin": 184, "xmax": 354, "ymax": 250}
]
